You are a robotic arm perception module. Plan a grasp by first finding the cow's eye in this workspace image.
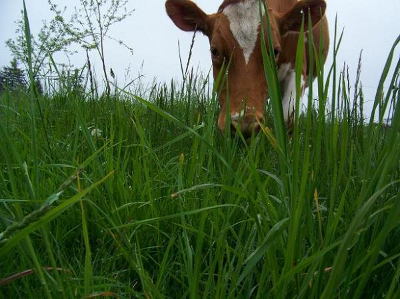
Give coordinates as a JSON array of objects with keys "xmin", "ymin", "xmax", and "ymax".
[
  {"xmin": 210, "ymin": 47, "xmax": 220, "ymax": 58},
  {"xmin": 274, "ymin": 48, "xmax": 280, "ymax": 57}
]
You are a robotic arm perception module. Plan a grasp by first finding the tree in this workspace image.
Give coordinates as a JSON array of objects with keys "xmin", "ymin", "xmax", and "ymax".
[
  {"xmin": 48, "ymin": 0, "xmax": 135, "ymax": 97},
  {"xmin": 0, "ymin": 59, "xmax": 27, "ymax": 92},
  {"xmin": 6, "ymin": 14, "xmax": 75, "ymax": 82},
  {"xmin": 6, "ymin": 1, "xmax": 134, "ymax": 96}
]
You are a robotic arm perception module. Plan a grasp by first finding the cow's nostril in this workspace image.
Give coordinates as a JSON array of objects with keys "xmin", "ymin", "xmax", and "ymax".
[
  {"xmin": 230, "ymin": 123, "xmax": 238, "ymax": 134},
  {"xmin": 228, "ymin": 114, "xmax": 264, "ymax": 137},
  {"xmin": 231, "ymin": 121, "xmax": 261, "ymax": 138}
]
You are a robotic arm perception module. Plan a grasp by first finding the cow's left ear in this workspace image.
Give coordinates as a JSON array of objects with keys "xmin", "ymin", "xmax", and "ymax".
[{"xmin": 279, "ymin": 0, "xmax": 326, "ymax": 34}]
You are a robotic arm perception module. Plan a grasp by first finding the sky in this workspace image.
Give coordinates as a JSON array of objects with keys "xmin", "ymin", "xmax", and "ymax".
[{"xmin": 1, "ymin": 0, "xmax": 399, "ymax": 107}]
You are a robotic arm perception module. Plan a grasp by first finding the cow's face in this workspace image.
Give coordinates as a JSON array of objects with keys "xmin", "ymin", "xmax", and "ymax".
[{"xmin": 166, "ymin": 0, "xmax": 326, "ymax": 138}]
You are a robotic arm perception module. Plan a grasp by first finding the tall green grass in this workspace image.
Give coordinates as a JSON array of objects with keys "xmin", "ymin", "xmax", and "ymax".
[{"xmin": 0, "ymin": 1, "xmax": 399, "ymax": 298}]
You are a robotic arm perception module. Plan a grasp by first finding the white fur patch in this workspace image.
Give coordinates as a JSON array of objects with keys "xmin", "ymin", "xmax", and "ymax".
[
  {"xmin": 278, "ymin": 63, "xmax": 304, "ymax": 123},
  {"xmin": 277, "ymin": 63, "xmax": 292, "ymax": 82},
  {"xmin": 231, "ymin": 112, "xmax": 240, "ymax": 121},
  {"xmin": 223, "ymin": 0, "xmax": 264, "ymax": 64},
  {"xmin": 231, "ymin": 106, "xmax": 255, "ymax": 121},
  {"xmin": 282, "ymin": 71, "xmax": 296, "ymax": 123}
]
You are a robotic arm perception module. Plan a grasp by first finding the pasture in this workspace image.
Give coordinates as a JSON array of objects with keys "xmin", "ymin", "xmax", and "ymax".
[{"xmin": 1, "ymin": 3, "xmax": 400, "ymax": 299}]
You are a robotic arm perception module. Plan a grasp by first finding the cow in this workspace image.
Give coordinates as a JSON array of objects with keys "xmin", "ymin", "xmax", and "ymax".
[{"xmin": 165, "ymin": 0, "xmax": 329, "ymax": 138}]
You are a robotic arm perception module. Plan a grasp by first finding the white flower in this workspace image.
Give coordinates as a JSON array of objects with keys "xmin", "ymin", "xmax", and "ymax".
[{"xmin": 91, "ymin": 128, "xmax": 103, "ymax": 137}]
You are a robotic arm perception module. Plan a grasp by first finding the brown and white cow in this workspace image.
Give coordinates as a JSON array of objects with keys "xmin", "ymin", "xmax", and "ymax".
[{"xmin": 166, "ymin": 0, "xmax": 329, "ymax": 137}]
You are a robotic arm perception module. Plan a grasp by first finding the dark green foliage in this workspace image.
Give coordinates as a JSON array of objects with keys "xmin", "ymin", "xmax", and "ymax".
[{"xmin": 0, "ymin": 59, "xmax": 27, "ymax": 92}]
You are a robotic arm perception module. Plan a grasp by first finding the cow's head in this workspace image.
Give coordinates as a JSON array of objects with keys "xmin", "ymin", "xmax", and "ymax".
[{"xmin": 166, "ymin": 0, "xmax": 326, "ymax": 138}]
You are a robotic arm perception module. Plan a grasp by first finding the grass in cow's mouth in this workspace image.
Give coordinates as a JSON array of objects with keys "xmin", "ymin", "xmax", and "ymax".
[{"xmin": 0, "ymin": 3, "xmax": 400, "ymax": 299}]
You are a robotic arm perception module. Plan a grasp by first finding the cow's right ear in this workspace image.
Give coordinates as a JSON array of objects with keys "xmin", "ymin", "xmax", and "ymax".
[
  {"xmin": 279, "ymin": 0, "xmax": 326, "ymax": 34},
  {"xmin": 166, "ymin": 0, "xmax": 210, "ymax": 35}
]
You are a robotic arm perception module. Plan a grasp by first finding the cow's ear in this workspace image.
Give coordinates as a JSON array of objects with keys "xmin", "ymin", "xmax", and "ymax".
[
  {"xmin": 279, "ymin": 0, "xmax": 326, "ymax": 34},
  {"xmin": 166, "ymin": 0, "xmax": 210, "ymax": 35}
]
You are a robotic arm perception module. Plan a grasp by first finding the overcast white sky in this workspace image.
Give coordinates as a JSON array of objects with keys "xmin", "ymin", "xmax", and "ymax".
[{"xmin": 1, "ymin": 0, "xmax": 399, "ymax": 105}]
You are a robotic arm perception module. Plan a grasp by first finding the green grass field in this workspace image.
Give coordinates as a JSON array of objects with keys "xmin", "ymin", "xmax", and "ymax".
[{"xmin": 1, "ymin": 5, "xmax": 400, "ymax": 298}]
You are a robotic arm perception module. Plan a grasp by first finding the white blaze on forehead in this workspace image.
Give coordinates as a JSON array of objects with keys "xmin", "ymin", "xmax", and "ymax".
[{"xmin": 223, "ymin": 0, "xmax": 264, "ymax": 64}]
